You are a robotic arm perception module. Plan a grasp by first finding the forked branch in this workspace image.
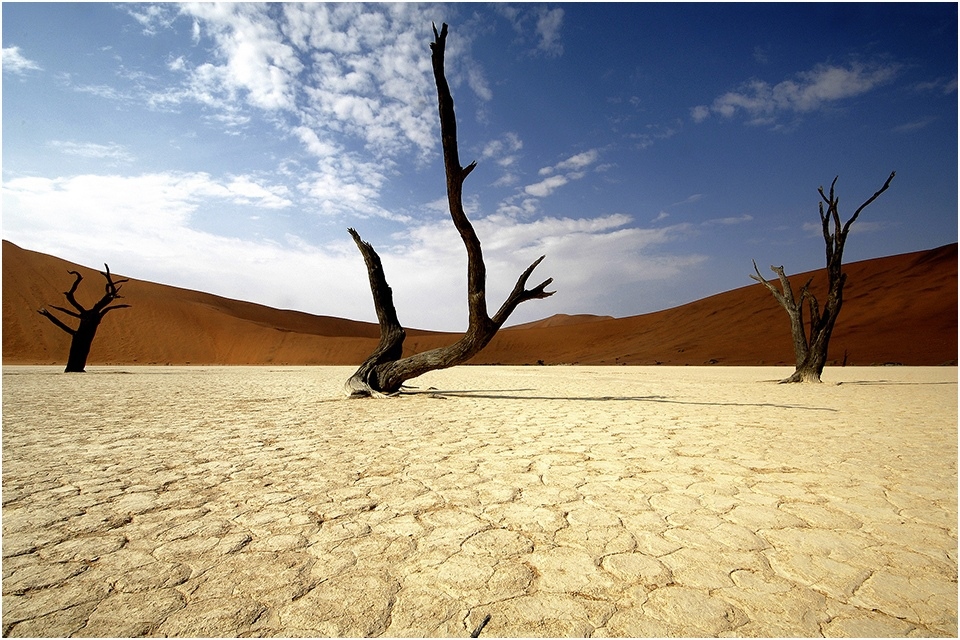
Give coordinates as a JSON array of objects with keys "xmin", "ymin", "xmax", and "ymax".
[{"xmin": 344, "ymin": 23, "xmax": 554, "ymax": 396}]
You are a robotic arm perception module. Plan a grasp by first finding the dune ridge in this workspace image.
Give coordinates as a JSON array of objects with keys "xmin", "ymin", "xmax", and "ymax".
[{"xmin": 3, "ymin": 239, "xmax": 956, "ymax": 367}]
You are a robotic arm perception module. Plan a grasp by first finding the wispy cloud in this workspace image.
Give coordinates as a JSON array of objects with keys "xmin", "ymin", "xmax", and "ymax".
[
  {"xmin": 48, "ymin": 141, "xmax": 135, "ymax": 163},
  {"xmin": 913, "ymin": 76, "xmax": 958, "ymax": 95},
  {"xmin": 522, "ymin": 149, "xmax": 600, "ymax": 199},
  {"xmin": 670, "ymin": 194, "xmax": 704, "ymax": 207},
  {"xmin": 480, "ymin": 132, "xmax": 524, "ymax": 186},
  {"xmin": 690, "ymin": 105, "xmax": 711, "ymax": 124},
  {"xmin": 630, "ymin": 121, "xmax": 682, "ymax": 150},
  {"xmin": 693, "ymin": 60, "xmax": 900, "ymax": 125},
  {"xmin": 893, "ymin": 116, "xmax": 937, "ymax": 134},
  {"xmin": 752, "ymin": 45, "xmax": 770, "ymax": 65},
  {"xmin": 542, "ymin": 150, "xmax": 599, "ymax": 175},
  {"xmin": 524, "ymin": 175, "xmax": 569, "ymax": 198},
  {"xmin": 495, "ymin": 5, "xmax": 565, "ymax": 57},
  {"xmin": 126, "ymin": 4, "xmax": 179, "ymax": 35},
  {"xmin": 802, "ymin": 219, "xmax": 888, "ymax": 236},
  {"xmin": 535, "ymin": 8, "xmax": 564, "ymax": 57},
  {"xmin": 2, "ymin": 46, "xmax": 42, "ymax": 74},
  {"xmin": 73, "ymin": 82, "xmax": 133, "ymax": 103},
  {"xmin": 704, "ymin": 214, "xmax": 753, "ymax": 225}
]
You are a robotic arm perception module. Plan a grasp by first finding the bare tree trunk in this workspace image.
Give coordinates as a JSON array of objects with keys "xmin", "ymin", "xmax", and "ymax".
[
  {"xmin": 345, "ymin": 23, "xmax": 554, "ymax": 397},
  {"xmin": 38, "ymin": 265, "xmax": 130, "ymax": 372},
  {"xmin": 752, "ymin": 172, "xmax": 895, "ymax": 382}
]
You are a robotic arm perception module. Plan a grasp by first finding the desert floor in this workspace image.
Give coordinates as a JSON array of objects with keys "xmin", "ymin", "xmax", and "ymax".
[{"xmin": 2, "ymin": 365, "xmax": 956, "ymax": 637}]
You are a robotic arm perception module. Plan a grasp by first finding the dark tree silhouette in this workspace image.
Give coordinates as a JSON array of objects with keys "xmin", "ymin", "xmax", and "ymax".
[
  {"xmin": 345, "ymin": 23, "xmax": 554, "ymax": 397},
  {"xmin": 38, "ymin": 264, "xmax": 130, "ymax": 372},
  {"xmin": 751, "ymin": 171, "xmax": 895, "ymax": 383}
]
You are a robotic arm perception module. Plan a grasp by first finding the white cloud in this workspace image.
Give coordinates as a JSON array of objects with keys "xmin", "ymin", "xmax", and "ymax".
[
  {"xmin": 520, "ymin": 148, "xmax": 600, "ymax": 201},
  {"xmin": 296, "ymin": 155, "xmax": 406, "ymax": 221},
  {"xmin": 698, "ymin": 61, "xmax": 900, "ymax": 124},
  {"xmin": 49, "ymin": 141, "xmax": 134, "ymax": 163},
  {"xmin": 386, "ymin": 212, "xmax": 703, "ymax": 327},
  {"xmin": 2, "ymin": 46, "xmax": 42, "ymax": 74},
  {"xmin": 280, "ymin": 4, "xmax": 437, "ymax": 158},
  {"xmin": 136, "ymin": 4, "xmax": 456, "ymax": 221},
  {"xmin": 293, "ymin": 126, "xmax": 338, "ymax": 158},
  {"xmin": 144, "ymin": 4, "xmax": 437, "ymax": 160},
  {"xmin": 538, "ymin": 150, "xmax": 600, "ymax": 176},
  {"xmin": 802, "ymin": 219, "xmax": 887, "ymax": 236},
  {"xmin": 630, "ymin": 122, "xmax": 681, "ymax": 150},
  {"xmin": 167, "ymin": 56, "xmax": 187, "ymax": 72},
  {"xmin": 892, "ymin": 117, "xmax": 937, "ymax": 134},
  {"xmin": 913, "ymin": 76, "xmax": 957, "ymax": 94},
  {"xmin": 535, "ymin": 8, "xmax": 564, "ymax": 57},
  {"xmin": 552, "ymin": 150, "xmax": 599, "ymax": 173},
  {"xmin": 74, "ymin": 83, "xmax": 131, "ymax": 102},
  {"xmin": 179, "ymin": 3, "xmax": 303, "ymax": 112},
  {"xmin": 3, "ymin": 173, "xmax": 292, "ymax": 236},
  {"xmin": 493, "ymin": 5, "xmax": 565, "ymax": 58},
  {"xmin": 224, "ymin": 175, "xmax": 292, "ymax": 209},
  {"xmin": 3, "ymin": 172, "xmax": 705, "ymax": 331},
  {"xmin": 671, "ymin": 194, "xmax": 703, "ymax": 207},
  {"xmin": 479, "ymin": 133, "xmax": 523, "ymax": 185},
  {"xmin": 753, "ymin": 46, "xmax": 770, "ymax": 66},
  {"xmin": 126, "ymin": 4, "xmax": 178, "ymax": 35},
  {"xmin": 1, "ymin": 172, "xmax": 372, "ymax": 321},
  {"xmin": 467, "ymin": 62, "xmax": 493, "ymax": 102},
  {"xmin": 704, "ymin": 214, "xmax": 753, "ymax": 225},
  {"xmin": 690, "ymin": 105, "xmax": 710, "ymax": 123},
  {"xmin": 524, "ymin": 175, "xmax": 569, "ymax": 198}
]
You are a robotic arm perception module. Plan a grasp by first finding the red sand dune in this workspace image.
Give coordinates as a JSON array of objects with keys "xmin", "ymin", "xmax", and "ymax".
[{"xmin": 3, "ymin": 239, "xmax": 956, "ymax": 367}]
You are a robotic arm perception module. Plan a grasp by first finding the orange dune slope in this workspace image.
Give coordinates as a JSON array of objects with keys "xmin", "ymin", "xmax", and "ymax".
[{"xmin": 3, "ymin": 240, "xmax": 956, "ymax": 367}]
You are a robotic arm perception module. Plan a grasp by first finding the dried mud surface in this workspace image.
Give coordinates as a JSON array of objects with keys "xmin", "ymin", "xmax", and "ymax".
[{"xmin": 2, "ymin": 365, "xmax": 957, "ymax": 637}]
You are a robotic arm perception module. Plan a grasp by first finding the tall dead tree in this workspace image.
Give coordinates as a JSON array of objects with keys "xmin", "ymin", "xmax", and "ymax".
[
  {"xmin": 751, "ymin": 171, "xmax": 895, "ymax": 383},
  {"xmin": 38, "ymin": 264, "xmax": 130, "ymax": 373},
  {"xmin": 344, "ymin": 23, "xmax": 554, "ymax": 397}
]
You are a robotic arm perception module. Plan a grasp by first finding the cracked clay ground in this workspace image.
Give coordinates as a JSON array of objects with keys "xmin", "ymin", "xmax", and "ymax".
[{"xmin": 2, "ymin": 365, "xmax": 956, "ymax": 637}]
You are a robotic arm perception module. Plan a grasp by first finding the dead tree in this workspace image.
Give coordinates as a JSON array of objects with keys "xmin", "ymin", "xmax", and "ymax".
[
  {"xmin": 751, "ymin": 171, "xmax": 895, "ymax": 383},
  {"xmin": 344, "ymin": 23, "xmax": 554, "ymax": 396},
  {"xmin": 38, "ymin": 265, "xmax": 130, "ymax": 372}
]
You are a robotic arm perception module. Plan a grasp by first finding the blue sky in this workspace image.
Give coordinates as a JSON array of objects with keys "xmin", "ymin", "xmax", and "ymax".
[{"xmin": 3, "ymin": 3, "xmax": 956, "ymax": 331}]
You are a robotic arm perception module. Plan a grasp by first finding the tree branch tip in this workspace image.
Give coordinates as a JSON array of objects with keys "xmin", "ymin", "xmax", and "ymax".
[{"xmin": 529, "ymin": 278, "xmax": 555, "ymax": 298}]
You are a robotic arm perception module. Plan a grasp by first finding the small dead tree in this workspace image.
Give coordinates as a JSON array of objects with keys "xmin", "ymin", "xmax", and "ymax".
[
  {"xmin": 38, "ymin": 264, "xmax": 130, "ymax": 373},
  {"xmin": 751, "ymin": 171, "xmax": 895, "ymax": 383},
  {"xmin": 344, "ymin": 23, "xmax": 554, "ymax": 396}
]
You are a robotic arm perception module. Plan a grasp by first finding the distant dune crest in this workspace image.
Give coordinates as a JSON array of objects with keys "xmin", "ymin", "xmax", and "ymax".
[{"xmin": 3, "ymin": 240, "xmax": 956, "ymax": 367}]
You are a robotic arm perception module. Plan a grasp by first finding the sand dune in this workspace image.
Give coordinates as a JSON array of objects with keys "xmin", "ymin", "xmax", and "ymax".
[{"xmin": 2, "ymin": 239, "xmax": 956, "ymax": 367}]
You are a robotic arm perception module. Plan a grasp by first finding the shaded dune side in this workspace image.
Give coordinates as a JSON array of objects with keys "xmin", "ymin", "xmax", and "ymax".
[
  {"xmin": 3, "ymin": 240, "xmax": 956, "ymax": 367},
  {"xmin": 2, "ymin": 241, "xmax": 385, "ymax": 366},
  {"xmin": 482, "ymin": 243, "xmax": 958, "ymax": 366}
]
